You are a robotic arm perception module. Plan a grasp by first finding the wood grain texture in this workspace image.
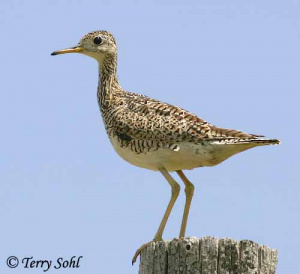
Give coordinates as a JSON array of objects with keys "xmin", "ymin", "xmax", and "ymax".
[{"xmin": 138, "ymin": 237, "xmax": 278, "ymax": 274}]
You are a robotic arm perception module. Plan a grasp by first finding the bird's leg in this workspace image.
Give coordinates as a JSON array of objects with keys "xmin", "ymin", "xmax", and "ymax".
[
  {"xmin": 176, "ymin": 170, "xmax": 195, "ymax": 238},
  {"xmin": 132, "ymin": 167, "xmax": 180, "ymax": 264},
  {"xmin": 153, "ymin": 168, "xmax": 181, "ymax": 240}
]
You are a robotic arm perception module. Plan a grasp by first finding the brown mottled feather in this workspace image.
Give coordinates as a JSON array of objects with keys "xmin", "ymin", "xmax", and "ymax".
[
  {"xmin": 103, "ymin": 90, "xmax": 266, "ymax": 146},
  {"xmin": 60, "ymin": 30, "xmax": 279, "ymax": 163}
]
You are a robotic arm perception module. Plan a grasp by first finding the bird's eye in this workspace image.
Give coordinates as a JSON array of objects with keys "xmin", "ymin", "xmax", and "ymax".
[{"xmin": 93, "ymin": 37, "xmax": 102, "ymax": 45}]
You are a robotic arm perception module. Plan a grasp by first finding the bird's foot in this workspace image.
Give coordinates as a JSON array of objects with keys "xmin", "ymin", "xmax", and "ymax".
[{"xmin": 132, "ymin": 240, "xmax": 157, "ymax": 265}]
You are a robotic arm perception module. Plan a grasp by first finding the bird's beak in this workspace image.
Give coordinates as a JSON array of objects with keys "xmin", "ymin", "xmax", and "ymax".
[{"xmin": 51, "ymin": 46, "xmax": 84, "ymax": 56}]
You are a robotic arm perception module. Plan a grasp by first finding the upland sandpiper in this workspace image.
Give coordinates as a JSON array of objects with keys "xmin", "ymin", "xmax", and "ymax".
[{"xmin": 51, "ymin": 30, "xmax": 280, "ymax": 264}]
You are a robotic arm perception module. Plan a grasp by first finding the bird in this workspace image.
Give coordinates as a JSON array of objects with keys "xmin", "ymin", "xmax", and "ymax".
[{"xmin": 51, "ymin": 30, "xmax": 280, "ymax": 264}]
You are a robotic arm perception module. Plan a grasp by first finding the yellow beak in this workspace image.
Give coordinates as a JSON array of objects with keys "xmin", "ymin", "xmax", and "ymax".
[{"xmin": 51, "ymin": 46, "xmax": 84, "ymax": 56}]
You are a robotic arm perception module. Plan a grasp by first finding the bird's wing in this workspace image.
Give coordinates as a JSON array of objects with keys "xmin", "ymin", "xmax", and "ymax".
[{"xmin": 108, "ymin": 92, "xmax": 260, "ymax": 144}]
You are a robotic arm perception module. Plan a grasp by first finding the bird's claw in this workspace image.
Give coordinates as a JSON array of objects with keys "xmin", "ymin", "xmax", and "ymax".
[{"xmin": 132, "ymin": 241, "xmax": 154, "ymax": 265}]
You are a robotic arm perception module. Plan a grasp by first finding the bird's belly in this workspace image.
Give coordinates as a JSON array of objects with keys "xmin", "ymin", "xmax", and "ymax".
[{"xmin": 109, "ymin": 137, "xmax": 225, "ymax": 171}]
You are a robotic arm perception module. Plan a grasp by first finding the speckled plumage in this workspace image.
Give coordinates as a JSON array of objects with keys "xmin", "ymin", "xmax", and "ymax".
[
  {"xmin": 85, "ymin": 31, "xmax": 280, "ymax": 171},
  {"xmin": 51, "ymin": 31, "xmax": 280, "ymax": 264}
]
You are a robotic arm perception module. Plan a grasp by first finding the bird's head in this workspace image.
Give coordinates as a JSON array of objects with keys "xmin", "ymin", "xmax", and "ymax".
[{"xmin": 51, "ymin": 30, "xmax": 117, "ymax": 62}]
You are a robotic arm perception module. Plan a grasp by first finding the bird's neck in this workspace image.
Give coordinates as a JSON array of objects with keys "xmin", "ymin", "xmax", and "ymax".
[{"xmin": 97, "ymin": 53, "xmax": 121, "ymax": 110}]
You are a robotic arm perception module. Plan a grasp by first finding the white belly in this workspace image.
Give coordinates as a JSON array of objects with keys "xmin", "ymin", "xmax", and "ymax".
[{"xmin": 109, "ymin": 136, "xmax": 229, "ymax": 171}]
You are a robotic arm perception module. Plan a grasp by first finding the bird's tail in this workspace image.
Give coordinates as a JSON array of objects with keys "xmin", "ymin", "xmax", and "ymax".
[
  {"xmin": 208, "ymin": 137, "xmax": 280, "ymax": 165},
  {"xmin": 210, "ymin": 137, "xmax": 281, "ymax": 146},
  {"xmin": 236, "ymin": 138, "xmax": 281, "ymax": 146}
]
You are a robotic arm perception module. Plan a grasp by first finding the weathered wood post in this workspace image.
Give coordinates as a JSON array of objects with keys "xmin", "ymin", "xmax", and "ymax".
[{"xmin": 139, "ymin": 237, "xmax": 278, "ymax": 274}]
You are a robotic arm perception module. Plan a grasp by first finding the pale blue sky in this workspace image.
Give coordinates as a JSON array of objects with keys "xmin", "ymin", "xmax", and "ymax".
[{"xmin": 0, "ymin": 0, "xmax": 299, "ymax": 273}]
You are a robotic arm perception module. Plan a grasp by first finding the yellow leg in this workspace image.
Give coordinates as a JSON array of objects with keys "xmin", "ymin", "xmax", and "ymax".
[
  {"xmin": 153, "ymin": 168, "xmax": 181, "ymax": 240},
  {"xmin": 176, "ymin": 170, "xmax": 195, "ymax": 238},
  {"xmin": 132, "ymin": 167, "xmax": 180, "ymax": 264}
]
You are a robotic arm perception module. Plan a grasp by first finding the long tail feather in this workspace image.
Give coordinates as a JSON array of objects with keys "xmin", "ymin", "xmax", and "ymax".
[
  {"xmin": 236, "ymin": 138, "xmax": 280, "ymax": 145},
  {"xmin": 210, "ymin": 137, "xmax": 281, "ymax": 145}
]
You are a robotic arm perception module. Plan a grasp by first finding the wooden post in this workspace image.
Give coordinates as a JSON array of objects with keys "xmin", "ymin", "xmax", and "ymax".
[{"xmin": 138, "ymin": 237, "xmax": 278, "ymax": 274}]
